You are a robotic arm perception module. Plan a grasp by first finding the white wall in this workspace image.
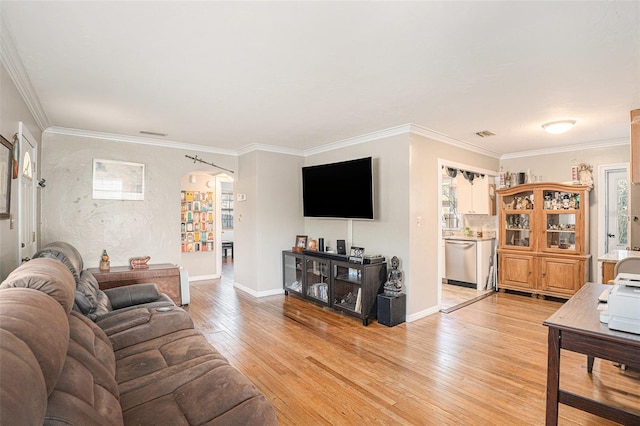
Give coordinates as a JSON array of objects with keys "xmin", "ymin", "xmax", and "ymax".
[
  {"xmin": 39, "ymin": 131, "xmax": 237, "ymax": 272},
  {"xmin": 304, "ymin": 134, "xmax": 410, "ymax": 263},
  {"xmin": 0, "ymin": 62, "xmax": 42, "ymax": 280},
  {"xmin": 234, "ymin": 150, "xmax": 304, "ymax": 295},
  {"xmin": 500, "ymin": 144, "xmax": 629, "ymax": 281}
]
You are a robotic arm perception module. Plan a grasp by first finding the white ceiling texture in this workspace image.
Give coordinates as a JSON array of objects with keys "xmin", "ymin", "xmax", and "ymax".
[{"xmin": 1, "ymin": 1, "xmax": 639, "ymax": 158}]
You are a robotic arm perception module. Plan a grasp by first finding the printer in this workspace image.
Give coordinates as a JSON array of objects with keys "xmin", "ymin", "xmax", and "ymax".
[{"xmin": 606, "ymin": 273, "xmax": 640, "ymax": 334}]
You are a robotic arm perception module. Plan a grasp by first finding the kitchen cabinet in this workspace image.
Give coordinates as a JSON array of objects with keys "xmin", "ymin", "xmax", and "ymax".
[
  {"xmin": 456, "ymin": 175, "xmax": 491, "ymax": 215},
  {"xmin": 497, "ymin": 183, "xmax": 591, "ymax": 298}
]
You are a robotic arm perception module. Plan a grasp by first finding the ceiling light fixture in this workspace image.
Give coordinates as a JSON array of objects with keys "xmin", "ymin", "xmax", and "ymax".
[{"xmin": 542, "ymin": 120, "xmax": 576, "ymax": 135}]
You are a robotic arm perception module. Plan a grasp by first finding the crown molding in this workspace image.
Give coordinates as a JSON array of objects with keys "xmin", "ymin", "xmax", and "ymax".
[
  {"xmin": 303, "ymin": 124, "xmax": 413, "ymax": 156},
  {"xmin": 237, "ymin": 143, "xmax": 304, "ymax": 157},
  {"xmin": 407, "ymin": 123, "xmax": 502, "ymax": 159},
  {"xmin": 500, "ymin": 137, "xmax": 629, "ymax": 160},
  {"xmin": 302, "ymin": 123, "xmax": 503, "ymax": 159},
  {"xmin": 0, "ymin": 15, "xmax": 50, "ymax": 131},
  {"xmin": 44, "ymin": 126, "xmax": 238, "ymax": 156}
]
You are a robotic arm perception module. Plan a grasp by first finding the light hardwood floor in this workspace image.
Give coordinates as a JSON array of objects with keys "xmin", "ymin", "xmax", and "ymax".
[
  {"xmin": 440, "ymin": 282, "xmax": 494, "ymax": 312},
  {"xmin": 185, "ymin": 262, "xmax": 640, "ymax": 425}
]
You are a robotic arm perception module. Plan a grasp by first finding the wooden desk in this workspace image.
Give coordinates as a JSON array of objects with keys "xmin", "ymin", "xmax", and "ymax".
[
  {"xmin": 543, "ymin": 282, "xmax": 640, "ymax": 425},
  {"xmin": 88, "ymin": 263, "xmax": 182, "ymax": 306}
]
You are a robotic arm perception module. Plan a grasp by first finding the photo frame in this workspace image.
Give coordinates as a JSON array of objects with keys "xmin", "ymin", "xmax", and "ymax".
[
  {"xmin": 92, "ymin": 159, "xmax": 145, "ymax": 200},
  {"xmin": 0, "ymin": 135, "xmax": 12, "ymax": 219},
  {"xmin": 349, "ymin": 246, "xmax": 365, "ymax": 264},
  {"xmin": 295, "ymin": 235, "xmax": 308, "ymax": 249}
]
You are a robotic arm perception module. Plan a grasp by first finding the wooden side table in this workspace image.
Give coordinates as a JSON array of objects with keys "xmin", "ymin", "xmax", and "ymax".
[{"xmin": 87, "ymin": 263, "xmax": 182, "ymax": 306}]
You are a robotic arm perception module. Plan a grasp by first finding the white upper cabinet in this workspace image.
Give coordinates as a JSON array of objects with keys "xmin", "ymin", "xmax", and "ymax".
[{"xmin": 457, "ymin": 174, "xmax": 490, "ymax": 215}]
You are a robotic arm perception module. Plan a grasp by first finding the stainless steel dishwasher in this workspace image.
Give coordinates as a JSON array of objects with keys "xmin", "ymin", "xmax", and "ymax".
[{"xmin": 444, "ymin": 239, "xmax": 477, "ymax": 285}]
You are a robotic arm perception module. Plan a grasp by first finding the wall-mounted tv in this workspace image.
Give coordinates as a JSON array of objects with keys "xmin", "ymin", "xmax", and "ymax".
[{"xmin": 302, "ymin": 157, "xmax": 374, "ymax": 220}]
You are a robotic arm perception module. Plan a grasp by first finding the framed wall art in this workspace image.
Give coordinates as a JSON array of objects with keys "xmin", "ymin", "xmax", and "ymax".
[
  {"xmin": 92, "ymin": 159, "xmax": 145, "ymax": 200},
  {"xmin": 0, "ymin": 134, "xmax": 12, "ymax": 219}
]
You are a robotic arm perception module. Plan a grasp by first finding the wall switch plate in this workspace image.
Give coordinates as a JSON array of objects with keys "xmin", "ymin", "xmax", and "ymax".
[{"xmin": 236, "ymin": 193, "xmax": 247, "ymax": 201}]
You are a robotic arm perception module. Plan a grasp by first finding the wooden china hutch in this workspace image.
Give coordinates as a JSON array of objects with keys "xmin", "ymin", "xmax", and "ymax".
[{"xmin": 497, "ymin": 183, "xmax": 590, "ymax": 298}]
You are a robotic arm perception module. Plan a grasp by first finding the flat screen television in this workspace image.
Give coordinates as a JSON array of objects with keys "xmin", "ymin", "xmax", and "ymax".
[{"xmin": 302, "ymin": 157, "xmax": 374, "ymax": 219}]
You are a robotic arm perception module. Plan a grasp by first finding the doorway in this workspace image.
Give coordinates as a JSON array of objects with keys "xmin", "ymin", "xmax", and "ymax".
[
  {"xmin": 180, "ymin": 172, "xmax": 233, "ymax": 281},
  {"xmin": 220, "ymin": 179, "xmax": 234, "ymax": 280},
  {"xmin": 17, "ymin": 123, "xmax": 38, "ymax": 263},
  {"xmin": 438, "ymin": 159, "xmax": 498, "ymax": 313},
  {"xmin": 597, "ymin": 163, "xmax": 630, "ymax": 269}
]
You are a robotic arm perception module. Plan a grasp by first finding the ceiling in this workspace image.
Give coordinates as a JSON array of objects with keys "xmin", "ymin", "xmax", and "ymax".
[{"xmin": 1, "ymin": 1, "xmax": 639, "ymax": 157}]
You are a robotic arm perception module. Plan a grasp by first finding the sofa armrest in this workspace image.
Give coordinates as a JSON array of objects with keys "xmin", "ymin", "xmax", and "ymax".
[{"xmin": 103, "ymin": 283, "xmax": 167, "ymax": 310}]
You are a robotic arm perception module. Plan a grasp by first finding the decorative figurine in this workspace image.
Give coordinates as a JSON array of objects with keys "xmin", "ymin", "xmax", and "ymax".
[
  {"xmin": 130, "ymin": 256, "xmax": 151, "ymax": 269},
  {"xmin": 578, "ymin": 163, "xmax": 594, "ymax": 188},
  {"xmin": 99, "ymin": 249, "xmax": 110, "ymax": 271},
  {"xmin": 383, "ymin": 256, "xmax": 403, "ymax": 297}
]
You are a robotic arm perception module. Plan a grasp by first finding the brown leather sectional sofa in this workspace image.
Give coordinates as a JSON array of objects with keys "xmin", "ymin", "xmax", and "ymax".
[{"xmin": 0, "ymin": 246, "xmax": 278, "ymax": 425}]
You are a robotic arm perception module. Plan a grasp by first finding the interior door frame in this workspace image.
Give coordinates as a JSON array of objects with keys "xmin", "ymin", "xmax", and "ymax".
[
  {"xmin": 597, "ymin": 162, "xmax": 629, "ymax": 279},
  {"xmin": 437, "ymin": 158, "xmax": 498, "ymax": 308},
  {"xmin": 17, "ymin": 122, "xmax": 38, "ymax": 262}
]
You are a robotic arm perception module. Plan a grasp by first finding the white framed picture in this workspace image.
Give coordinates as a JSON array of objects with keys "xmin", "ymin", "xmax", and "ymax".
[{"xmin": 92, "ymin": 159, "xmax": 145, "ymax": 200}]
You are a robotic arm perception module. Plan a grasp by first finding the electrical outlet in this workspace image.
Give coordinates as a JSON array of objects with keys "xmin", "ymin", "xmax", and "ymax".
[{"xmin": 417, "ymin": 216, "xmax": 422, "ymax": 226}]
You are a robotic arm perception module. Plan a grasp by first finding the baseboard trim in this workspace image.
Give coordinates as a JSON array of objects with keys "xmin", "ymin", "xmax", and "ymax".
[
  {"xmin": 189, "ymin": 274, "xmax": 220, "ymax": 282},
  {"xmin": 406, "ymin": 305, "xmax": 440, "ymax": 322},
  {"xmin": 233, "ymin": 281, "xmax": 284, "ymax": 298}
]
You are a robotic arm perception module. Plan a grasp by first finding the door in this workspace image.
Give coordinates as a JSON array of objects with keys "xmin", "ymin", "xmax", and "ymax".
[
  {"xmin": 18, "ymin": 123, "xmax": 38, "ymax": 262},
  {"xmin": 498, "ymin": 252, "xmax": 535, "ymax": 290},
  {"xmin": 539, "ymin": 256, "xmax": 584, "ymax": 296},
  {"xmin": 603, "ymin": 167, "xmax": 629, "ymax": 252}
]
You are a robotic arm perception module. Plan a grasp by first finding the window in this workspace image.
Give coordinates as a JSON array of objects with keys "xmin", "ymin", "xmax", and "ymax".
[{"xmin": 221, "ymin": 192, "xmax": 234, "ymax": 229}]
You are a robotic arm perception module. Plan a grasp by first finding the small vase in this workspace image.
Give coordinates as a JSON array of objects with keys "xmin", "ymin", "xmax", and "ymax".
[{"xmin": 99, "ymin": 260, "xmax": 110, "ymax": 271}]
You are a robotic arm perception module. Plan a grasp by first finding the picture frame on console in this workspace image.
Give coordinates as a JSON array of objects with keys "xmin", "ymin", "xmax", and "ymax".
[
  {"xmin": 0, "ymin": 134, "xmax": 12, "ymax": 219},
  {"xmin": 293, "ymin": 235, "xmax": 308, "ymax": 253}
]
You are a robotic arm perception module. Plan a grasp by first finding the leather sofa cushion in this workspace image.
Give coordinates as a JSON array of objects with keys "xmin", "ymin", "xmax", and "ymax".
[
  {"xmin": 97, "ymin": 306, "xmax": 194, "ymax": 351},
  {"xmin": 75, "ymin": 269, "xmax": 112, "ymax": 319},
  {"xmin": 0, "ymin": 289, "xmax": 70, "ymax": 425},
  {"xmin": 45, "ymin": 311, "xmax": 122, "ymax": 425},
  {"xmin": 1, "ymin": 258, "xmax": 76, "ymax": 314},
  {"xmin": 115, "ymin": 329, "xmax": 277, "ymax": 425},
  {"xmin": 0, "ymin": 329, "xmax": 48, "ymax": 425},
  {"xmin": 33, "ymin": 241, "xmax": 84, "ymax": 283}
]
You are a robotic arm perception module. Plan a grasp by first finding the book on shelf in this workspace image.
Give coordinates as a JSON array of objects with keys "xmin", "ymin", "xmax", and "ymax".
[{"xmin": 354, "ymin": 287, "xmax": 362, "ymax": 313}]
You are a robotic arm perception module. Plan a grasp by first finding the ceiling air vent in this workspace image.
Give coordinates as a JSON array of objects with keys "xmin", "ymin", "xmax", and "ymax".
[
  {"xmin": 140, "ymin": 130, "xmax": 168, "ymax": 137},
  {"xmin": 475, "ymin": 130, "xmax": 496, "ymax": 138}
]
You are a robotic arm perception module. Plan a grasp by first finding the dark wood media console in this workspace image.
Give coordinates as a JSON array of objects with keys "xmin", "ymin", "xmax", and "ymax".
[{"xmin": 282, "ymin": 250, "xmax": 386, "ymax": 326}]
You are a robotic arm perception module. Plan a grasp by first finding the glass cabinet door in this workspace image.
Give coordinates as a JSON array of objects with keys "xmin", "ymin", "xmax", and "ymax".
[
  {"xmin": 305, "ymin": 257, "xmax": 330, "ymax": 305},
  {"xmin": 505, "ymin": 213, "xmax": 531, "ymax": 248},
  {"xmin": 544, "ymin": 213, "xmax": 577, "ymax": 251},
  {"xmin": 332, "ymin": 263, "xmax": 363, "ymax": 314},
  {"xmin": 283, "ymin": 253, "xmax": 304, "ymax": 295},
  {"xmin": 541, "ymin": 190, "xmax": 580, "ymax": 253},
  {"xmin": 500, "ymin": 188, "xmax": 535, "ymax": 251}
]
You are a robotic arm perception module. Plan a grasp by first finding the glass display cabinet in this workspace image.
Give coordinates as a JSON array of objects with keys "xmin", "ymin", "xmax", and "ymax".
[
  {"xmin": 305, "ymin": 256, "xmax": 330, "ymax": 305},
  {"xmin": 282, "ymin": 251, "xmax": 304, "ymax": 296},
  {"xmin": 497, "ymin": 183, "xmax": 590, "ymax": 298}
]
